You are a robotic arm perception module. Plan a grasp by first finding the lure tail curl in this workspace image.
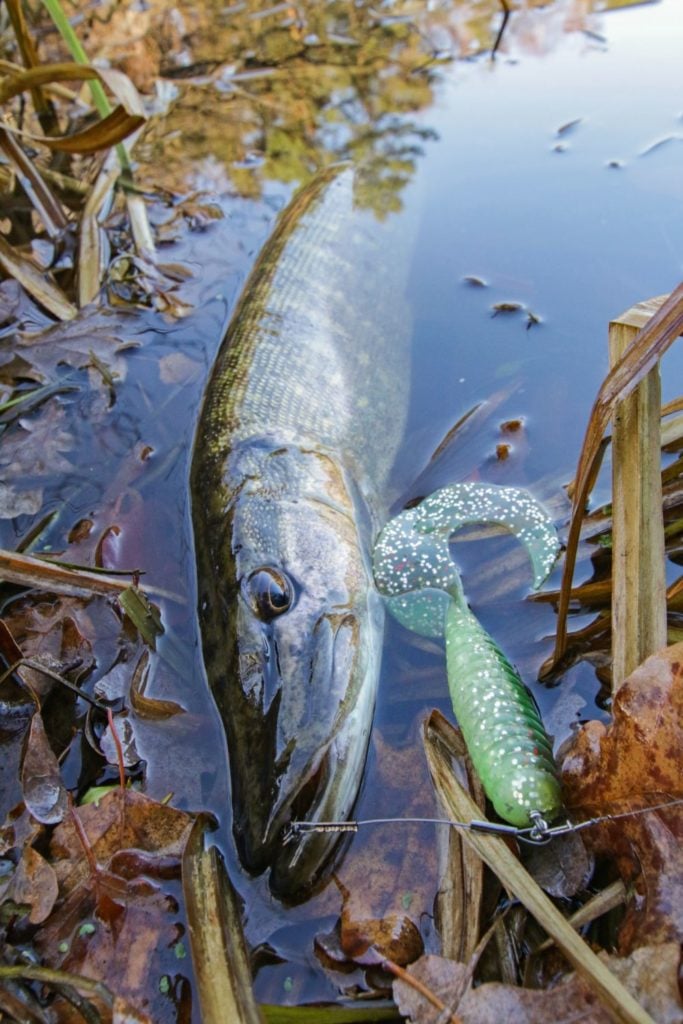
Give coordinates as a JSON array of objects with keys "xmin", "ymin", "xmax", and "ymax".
[{"xmin": 372, "ymin": 481, "xmax": 563, "ymax": 827}]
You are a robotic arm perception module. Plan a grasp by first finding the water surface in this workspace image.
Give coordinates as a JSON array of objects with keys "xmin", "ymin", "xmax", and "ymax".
[{"xmin": 4, "ymin": 0, "xmax": 683, "ymax": 1009}]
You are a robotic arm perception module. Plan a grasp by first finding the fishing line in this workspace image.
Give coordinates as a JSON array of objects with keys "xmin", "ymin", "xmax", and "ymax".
[{"xmin": 287, "ymin": 796, "xmax": 683, "ymax": 846}]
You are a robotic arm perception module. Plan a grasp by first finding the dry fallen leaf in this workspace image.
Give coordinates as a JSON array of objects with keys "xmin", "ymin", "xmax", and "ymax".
[
  {"xmin": 560, "ymin": 643, "xmax": 683, "ymax": 953},
  {"xmin": 18, "ymin": 308, "xmax": 136, "ymax": 383},
  {"xmin": 0, "ymin": 802, "xmax": 42, "ymax": 855},
  {"xmin": 318, "ymin": 722, "xmax": 438, "ymax": 973},
  {"xmin": 394, "ymin": 944, "xmax": 683, "ymax": 1024},
  {"xmin": 49, "ymin": 788, "xmax": 194, "ymax": 896},
  {"xmin": 393, "ymin": 954, "xmax": 468, "ymax": 1024},
  {"xmin": 522, "ymin": 830, "xmax": 593, "ymax": 899}
]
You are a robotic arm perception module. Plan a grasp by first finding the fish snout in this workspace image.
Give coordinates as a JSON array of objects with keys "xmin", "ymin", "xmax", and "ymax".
[
  {"xmin": 229, "ymin": 588, "xmax": 382, "ymax": 897},
  {"xmin": 266, "ymin": 603, "xmax": 382, "ymax": 896}
]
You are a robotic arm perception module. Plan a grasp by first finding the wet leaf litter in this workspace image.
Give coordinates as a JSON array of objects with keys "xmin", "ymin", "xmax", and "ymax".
[{"xmin": 1, "ymin": 0, "xmax": 683, "ymax": 1021}]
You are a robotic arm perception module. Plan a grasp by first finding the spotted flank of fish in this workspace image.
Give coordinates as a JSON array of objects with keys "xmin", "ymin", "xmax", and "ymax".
[{"xmin": 191, "ymin": 166, "xmax": 415, "ymax": 897}]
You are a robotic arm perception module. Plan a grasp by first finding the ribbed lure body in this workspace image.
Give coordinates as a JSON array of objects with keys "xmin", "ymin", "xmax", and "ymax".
[
  {"xmin": 372, "ymin": 482, "xmax": 562, "ymax": 827},
  {"xmin": 444, "ymin": 597, "xmax": 561, "ymax": 826}
]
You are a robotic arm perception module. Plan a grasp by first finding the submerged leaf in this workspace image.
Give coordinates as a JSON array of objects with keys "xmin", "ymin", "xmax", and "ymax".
[
  {"xmin": 322, "ymin": 726, "xmax": 438, "ymax": 976},
  {"xmin": 2, "ymin": 403, "xmax": 74, "ymax": 477},
  {"xmin": 339, "ymin": 906, "xmax": 423, "ymax": 968},
  {"xmin": 2, "ymin": 593, "xmax": 95, "ymax": 692},
  {"xmin": 21, "ymin": 712, "xmax": 68, "ymax": 824},
  {"xmin": 0, "ymin": 484, "xmax": 43, "ymax": 518},
  {"xmin": 18, "ymin": 309, "xmax": 133, "ymax": 382},
  {"xmin": 112, "ymin": 995, "xmax": 155, "ymax": 1023},
  {"xmin": 49, "ymin": 788, "xmax": 194, "ymax": 897},
  {"xmin": 4, "ymin": 844, "xmax": 59, "ymax": 924},
  {"xmin": 35, "ymin": 790, "xmax": 196, "ymax": 1020},
  {"xmin": 129, "ymin": 650, "xmax": 184, "ymax": 719},
  {"xmin": 99, "ymin": 713, "xmax": 141, "ymax": 768}
]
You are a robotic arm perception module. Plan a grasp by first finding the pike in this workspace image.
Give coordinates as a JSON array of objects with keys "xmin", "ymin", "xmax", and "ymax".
[{"xmin": 191, "ymin": 166, "xmax": 414, "ymax": 897}]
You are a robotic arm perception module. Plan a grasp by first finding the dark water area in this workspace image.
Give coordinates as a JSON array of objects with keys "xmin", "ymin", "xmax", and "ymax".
[{"xmin": 3, "ymin": 0, "xmax": 683, "ymax": 1011}]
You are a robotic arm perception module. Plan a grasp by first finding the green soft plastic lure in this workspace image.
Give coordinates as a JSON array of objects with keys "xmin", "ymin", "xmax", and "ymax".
[{"xmin": 373, "ymin": 482, "xmax": 563, "ymax": 828}]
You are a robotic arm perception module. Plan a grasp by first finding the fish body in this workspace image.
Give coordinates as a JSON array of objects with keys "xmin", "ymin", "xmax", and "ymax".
[{"xmin": 191, "ymin": 166, "xmax": 413, "ymax": 896}]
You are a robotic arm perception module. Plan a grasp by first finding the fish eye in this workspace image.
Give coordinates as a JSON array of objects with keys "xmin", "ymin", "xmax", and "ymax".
[{"xmin": 246, "ymin": 568, "xmax": 293, "ymax": 621}]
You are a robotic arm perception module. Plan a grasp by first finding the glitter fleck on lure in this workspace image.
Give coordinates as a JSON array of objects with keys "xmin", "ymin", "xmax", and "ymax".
[{"xmin": 372, "ymin": 482, "xmax": 562, "ymax": 827}]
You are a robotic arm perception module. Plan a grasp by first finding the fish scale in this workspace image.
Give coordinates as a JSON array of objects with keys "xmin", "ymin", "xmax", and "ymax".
[
  {"xmin": 199, "ymin": 166, "xmax": 411, "ymax": 495},
  {"xmin": 191, "ymin": 166, "xmax": 417, "ymax": 894}
]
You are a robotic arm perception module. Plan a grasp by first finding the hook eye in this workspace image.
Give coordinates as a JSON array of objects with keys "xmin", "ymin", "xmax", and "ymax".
[{"xmin": 245, "ymin": 567, "xmax": 293, "ymax": 622}]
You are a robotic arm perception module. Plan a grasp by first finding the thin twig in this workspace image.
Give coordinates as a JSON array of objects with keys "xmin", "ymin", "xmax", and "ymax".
[
  {"xmin": 491, "ymin": 0, "xmax": 510, "ymax": 59},
  {"xmin": 107, "ymin": 707, "xmax": 126, "ymax": 790},
  {"xmin": 0, "ymin": 657, "xmax": 109, "ymax": 711},
  {"xmin": 67, "ymin": 798, "xmax": 99, "ymax": 878}
]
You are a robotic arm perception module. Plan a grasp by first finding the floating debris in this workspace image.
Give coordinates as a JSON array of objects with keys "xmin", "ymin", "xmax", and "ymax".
[{"xmin": 556, "ymin": 117, "xmax": 583, "ymax": 137}]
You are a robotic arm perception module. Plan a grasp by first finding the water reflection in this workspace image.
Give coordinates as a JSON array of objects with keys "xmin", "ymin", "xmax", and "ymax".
[{"xmin": 133, "ymin": 0, "xmax": 647, "ymax": 211}]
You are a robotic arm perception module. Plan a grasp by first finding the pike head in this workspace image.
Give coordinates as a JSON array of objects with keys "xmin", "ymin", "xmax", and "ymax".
[{"xmin": 195, "ymin": 439, "xmax": 383, "ymax": 898}]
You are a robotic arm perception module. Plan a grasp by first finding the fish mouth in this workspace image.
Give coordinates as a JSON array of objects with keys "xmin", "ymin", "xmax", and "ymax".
[
  {"xmin": 289, "ymin": 749, "xmax": 333, "ymax": 826},
  {"xmin": 265, "ymin": 745, "xmax": 353, "ymax": 901},
  {"xmin": 229, "ymin": 741, "xmax": 340, "ymax": 901},
  {"xmin": 232, "ymin": 609, "xmax": 379, "ymax": 899}
]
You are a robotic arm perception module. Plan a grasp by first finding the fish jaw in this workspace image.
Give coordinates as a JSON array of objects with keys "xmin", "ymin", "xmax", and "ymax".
[
  {"xmin": 194, "ymin": 442, "xmax": 383, "ymax": 897},
  {"xmin": 256, "ymin": 587, "xmax": 384, "ymax": 899}
]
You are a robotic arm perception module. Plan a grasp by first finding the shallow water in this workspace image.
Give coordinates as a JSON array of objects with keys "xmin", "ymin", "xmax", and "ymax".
[{"xmin": 3, "ymin": 0, "xmax": 683, "ymax": 1009}]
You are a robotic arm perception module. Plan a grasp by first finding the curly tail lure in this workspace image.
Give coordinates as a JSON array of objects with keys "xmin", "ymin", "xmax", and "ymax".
[{"xmin": 372, "ymin": 482, "xmax": 562, "ymax": 828}]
